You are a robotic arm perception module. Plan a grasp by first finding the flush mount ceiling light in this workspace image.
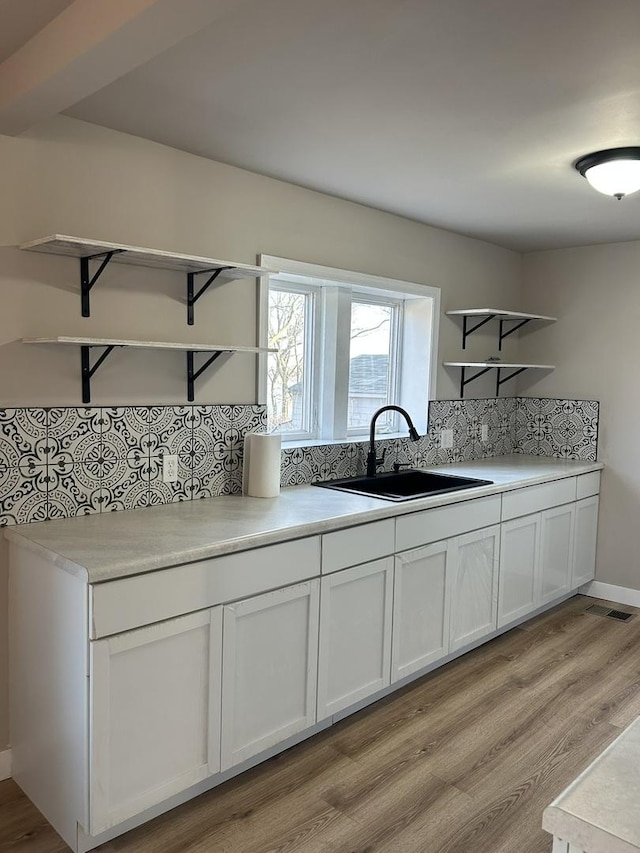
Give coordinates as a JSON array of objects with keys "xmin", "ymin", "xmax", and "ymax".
[{"xmin": 575, "ymin": 147, "xmax": 640, "ymax": 200}]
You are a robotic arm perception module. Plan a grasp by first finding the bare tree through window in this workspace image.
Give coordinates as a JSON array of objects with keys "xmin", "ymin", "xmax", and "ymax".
[{"xmin": 267, "ymin": 289, "xmax": 309, "ymax": 432}]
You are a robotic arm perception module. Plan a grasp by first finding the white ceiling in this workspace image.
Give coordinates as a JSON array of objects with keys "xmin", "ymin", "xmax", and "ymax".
[
  {"xmin": 0, "ymin": 0, "xmax": 73, "ymax": 63},
  {"xmin": 5, "ymin": 0, "xmax": 640, "ymax": 251}
]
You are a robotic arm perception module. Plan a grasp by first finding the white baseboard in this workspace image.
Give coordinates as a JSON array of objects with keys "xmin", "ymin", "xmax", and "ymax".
[
  {"xmin": 580, "ymin": 581, "xmax": 640, "ymax": 608},
  {"xmin": 0, "ymin": 749, "xmax": 11, "ymax": 781}
]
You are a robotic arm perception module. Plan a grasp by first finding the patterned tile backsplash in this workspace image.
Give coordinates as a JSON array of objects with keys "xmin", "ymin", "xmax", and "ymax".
[
  {"xmin": 0, "ymin": 397, "xmax": 598, "ymax": 526},
  {"xmin": 0, "ymin": 405, "xmax": 266, "ymax": 526},
  {"xmin": 513, "ymin": 397, "xmax": 599, "ymax": 460},
  {"xmin": 281, "ymin": 397, "xmax": 599, "ymax": 486}
]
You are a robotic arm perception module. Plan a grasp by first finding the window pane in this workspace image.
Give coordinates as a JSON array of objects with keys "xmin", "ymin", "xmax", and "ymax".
[
  {"xmin": 348, "ymin": 301, "xmax": 394, "ymax": 432},
  {"xmin": 267, "ymin": 288, "xmax": 310, "ymax": 434}
]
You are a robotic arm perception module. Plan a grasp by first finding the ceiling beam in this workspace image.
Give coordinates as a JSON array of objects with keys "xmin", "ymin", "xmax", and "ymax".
[{"xmin": 0, "ymin": 0, "xmax": 239, "ymax": 136}]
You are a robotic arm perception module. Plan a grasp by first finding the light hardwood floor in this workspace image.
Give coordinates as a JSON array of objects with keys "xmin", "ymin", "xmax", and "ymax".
[{"xmin": 3, "ymin": 594, "xmax": 640, "ymax": 853}]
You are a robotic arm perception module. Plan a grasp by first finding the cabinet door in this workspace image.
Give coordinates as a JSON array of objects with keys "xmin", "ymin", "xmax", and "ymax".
[
  {"xmin": 221, "ymin": 580, "xmax": 319, "ymax": 771},
  {"xmin": 498, "ymin": 513, "xmax": 541, "ymax": 628},
  {"xmin": 392, "ymin": 541, "xmax": 452, "ymax": 682},
  {"xmin": 89, "ymin": 607, "xmax": 222, "ymax": 835},
  {"xmin": 317, "ymin": 558, "xmax": 393, "ymax": 720},
  {"xmin": 450, "ymin": 525, "xmax": 500, "ymax": 653},
  {"xmin": 539, "ymin": 504, "xmax": 575, "ymax": 604},
  {"xmin": 572, "ymin": 496, "xmax": 599, "ymax": 588}
]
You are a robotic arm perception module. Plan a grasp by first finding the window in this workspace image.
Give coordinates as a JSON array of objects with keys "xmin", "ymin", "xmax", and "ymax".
[
  {"xmin": 266, "ymin": 284, "xmax": 315, "ymax": 436},
  {"xmin": 259, "ymin": 256, "xmax": 440, "ymax": 444},
  {"xmin": 348, "ymin": 298, "xmax": 399, "ymax": 433}
]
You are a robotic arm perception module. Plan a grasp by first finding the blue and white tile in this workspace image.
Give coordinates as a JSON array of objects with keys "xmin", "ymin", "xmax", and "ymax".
[
  {"xmin": 211, "ymin": 426, "xmax": 245, "ymax": 475},
  {"xmin": 101, "ymin": 407, "xmax": 150, "ymax": 458},
  {"xmin": 47, "ymin": 407, "xmax": 101, "ymax": 457},
  {"xmin": 0, "ymin": 408, "xmax": 48, "ymax": 468},
  {"xmin": 148, "ymin": 406, "xmax": 192, "ymax": 457},
  {"xmin": 47, "ymin": 460, "xmax": 103, "ymax": 517},
  {"xmin": 545, "ymin": 399, "xmax": 599, "ymax": 460},
  {"xmin": 338, "ymin": 442, "xmax": 365, "ymax": 478},
  {"xmin": 0, "ymin": 467, "xmax": 48, "ymax": 526},
  {"xmin": 101, "ymin": 477, "xmax": 150, "ymax": 513},
  {"xmin": 147, "ymin": 478, "xmax": 192, "ymax": 506},
  {"xmin": 280, "ymin": 447, "xmax": 300, "ymax": 487},
  {"xmin": 192, "ymin": 463, "xmax": 240, "ymax": 499},
  {"xmin": 428, "ymin": 400, "xmax": 456, "ymax": 428},
  {"xmin": 514, "ymin": 397, "xmax": 535, "ymax": 450},
  {"xmin": 47, "ymin": 482, "xmax": 102, "ymax": 519},
  {"xmin": 456, "ymin": 402, "xmax": 474, "ymax": 439}
]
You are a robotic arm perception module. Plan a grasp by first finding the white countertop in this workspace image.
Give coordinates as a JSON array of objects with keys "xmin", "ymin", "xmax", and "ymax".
[
  {"xmin": 3, "ymin": 455, "xmax": 602, "ymax": 583},
  {"xmin": 543, "ymin": 715, "xmax": 640, "ymax": 853}
]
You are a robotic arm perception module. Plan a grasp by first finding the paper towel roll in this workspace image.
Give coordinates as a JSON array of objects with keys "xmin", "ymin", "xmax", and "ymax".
[{"xmin": 243, "ymin": 432, "xmax": 281, "ymax": 497}]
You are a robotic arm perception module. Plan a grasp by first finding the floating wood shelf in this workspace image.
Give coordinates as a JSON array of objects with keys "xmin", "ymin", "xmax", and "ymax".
[
  {"xmin": 443, "ymin": 361, "xmax": 555, "ymax": 398},
  {"xmin": 20, "ymin": 235, "xmax": 276, "ymax": 325},
  {"xmin": 446, "ymin": 308, "xmax": 557, "ymax": 350},
  {"xmin": 23, "ymin": 337, "xmax": 276, "ymax": 404}
]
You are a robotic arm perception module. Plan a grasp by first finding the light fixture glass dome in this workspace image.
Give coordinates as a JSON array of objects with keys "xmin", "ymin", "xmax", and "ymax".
[{"xmin": 575, "ymin": 147, "xmax": 640, "ymax": 199}]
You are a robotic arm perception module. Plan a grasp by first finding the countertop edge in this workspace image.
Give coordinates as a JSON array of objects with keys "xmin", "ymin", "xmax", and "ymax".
[
  {"xmin": 543, "ymin": 714, "xmax": 640, "ymax": 853},
  {"xmin": 3, "ymin": 533, "xmax": 89, "ymax": 580},
  {"xmin": 3, "ymin": 457, "xmax": 604, "ymax": 583},
  {"xmin": 543, "ymin": 806, "xmax": 639, "ymax": 853}
]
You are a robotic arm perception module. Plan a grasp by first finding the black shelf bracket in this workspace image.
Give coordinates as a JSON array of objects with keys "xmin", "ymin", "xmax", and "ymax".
[
  {"xmin": 187, "ymin": 350, "xmax": 227, "ymax": 401},
  {"xmin": 81, "ymin": 344, "xmax": 119, "ymax": 404},
  {"xmin": 459, "ymin": 365, "xmax": 493, "ymax": 398},
  {"xmin": 462, "ymin": 314, "xmax": 495, "ymax": 349},
  {"xmin": 495, "ymin": 366, "xmax": 527, "ymax": 396},
  {"xmin": 498, "ymin": 318, "xmax": 532, "ymax": 351},
  {"xmin": 80, "ymin": 250, "xmax": 125, "ymax": 317},
  {"xmin": 187, "ymin": 267, "xmax": 233, "ymax": 325}
]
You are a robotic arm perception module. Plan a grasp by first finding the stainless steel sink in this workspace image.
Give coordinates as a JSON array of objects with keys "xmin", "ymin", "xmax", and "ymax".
[{"xmin": 313, "ymin": 468, "xmax": 493, "ymax": 502}]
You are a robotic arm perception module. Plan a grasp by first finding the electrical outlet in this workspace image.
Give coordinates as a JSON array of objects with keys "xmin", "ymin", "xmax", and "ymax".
[
  {"xmin": 481, "ymin": 423, "xmax": 489, "ymax": 441},
  {"xmin": 162, "ymin": 454, "xmax": 178, "ymax": 483},
  {"xmin": 440, "ymin": 428, "xmax": 453, "ymax": 449}
]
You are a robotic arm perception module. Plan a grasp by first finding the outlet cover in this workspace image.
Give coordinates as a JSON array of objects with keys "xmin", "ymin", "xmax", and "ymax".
[
  {"xmin": 162, "ymin": 454, "xmax": 178, "ymax": 483},
  {"xmin": 440, "ymin": 429, "xmax": 453, "ymax": 449},
  {"xmin": 481, "ymin": 423, "xmax": 489, "ymax": 441}
]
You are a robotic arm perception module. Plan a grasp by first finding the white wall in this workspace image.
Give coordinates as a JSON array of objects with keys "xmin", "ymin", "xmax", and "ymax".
[
  {"xmin": 521, "ymin": 241, "xmax": 640, "ymax": 591},
  {"xmin": 0, "ymin": 116, "xmax": 522, "ymax": 405}
]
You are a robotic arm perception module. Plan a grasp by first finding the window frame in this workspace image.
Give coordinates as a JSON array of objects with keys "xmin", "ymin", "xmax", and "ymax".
[
  {"xmin": 258, "ymin": 256, "xmax": 440, "ymax": 445},
  {"xmin": 266, "ymin": 281, "xmax": 319, "ymax": 441},
  {"xmin": 345, "ymin": 293, "xmax": 404, "ymax": 437}
]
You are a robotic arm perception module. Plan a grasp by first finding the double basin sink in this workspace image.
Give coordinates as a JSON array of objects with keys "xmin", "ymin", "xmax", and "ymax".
[{"xmin": 314, "ymin": 468, "xmax": 493, "ymax": 502}]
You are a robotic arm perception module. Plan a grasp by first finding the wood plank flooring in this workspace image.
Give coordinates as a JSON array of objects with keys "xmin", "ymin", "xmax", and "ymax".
[{"xmin": 3, "ymin": 594, "xmax": 640, "ymax": 852}]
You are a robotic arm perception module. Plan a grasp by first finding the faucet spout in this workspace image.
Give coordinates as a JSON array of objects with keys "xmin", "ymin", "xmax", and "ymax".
[{"xmin": 366, "ymin": 406, "xmax": 421, "ymax": 478}]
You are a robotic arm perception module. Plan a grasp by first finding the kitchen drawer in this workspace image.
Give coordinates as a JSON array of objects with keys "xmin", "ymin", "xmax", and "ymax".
[
  {"xmin": 90, "ymin": 536, "xmax": 320, "ymax": 638},
  {"xmin": 576, "ymin": 471, "xmax": 600, "ymax": 500},
  {"xmin": 395, "ymin": 495, "xmax": 501, "ymax": 552},
  {"xmin": 501, "ymin": 478, "xmax": 576, "ymax": 521},
  {"xmin": 322, "ymin": 519, "xmax": 395, "ymax": 574}
]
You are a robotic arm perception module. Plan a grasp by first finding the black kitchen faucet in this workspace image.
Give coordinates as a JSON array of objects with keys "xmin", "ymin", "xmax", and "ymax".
[{"xmin": 366, "ymin": 405, "xmax": 421, "ymax": 478}]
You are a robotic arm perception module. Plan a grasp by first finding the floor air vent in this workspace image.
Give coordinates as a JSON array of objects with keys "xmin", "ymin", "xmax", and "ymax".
[
  {"xmin": 608, "ymin": 609, "xmax": 635, "ymax": 622},
  {"xmin": 586, "ymin": 604, "xmax": 635, "ymax": 622}
]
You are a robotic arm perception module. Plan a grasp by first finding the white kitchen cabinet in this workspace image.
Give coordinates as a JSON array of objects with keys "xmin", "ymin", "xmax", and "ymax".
[
  {"xmin": 392, "ymin": 541, "xmax": 452, "ymax": 682},
  {"xmin": 539, "ymin": 504, "xmax": 575, "ymax": 604},
  {"xmin": 89, "ymin": 607, "xmax": 222, "ymax": 835},
  {"xmin": 449, "ymin": 525, "xmax": 500, "ymax": 652},
  {"xmin": 7, "ymin": 462, "xmax": 603, "ymax": 852},
  {"xmin": 317, "ymin": 558, "xmax": 394, "ymax": 719},
  {"xmin": 221, "ymin": 580, "xmax": 320, "ymax": 771},
  {"xmin": 498, "ymin": 514, "xmax": 541, "ymax": 628},
  {"xmin": 572, "ymin": 496, "xmax": 599, "ymax": 587}
]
